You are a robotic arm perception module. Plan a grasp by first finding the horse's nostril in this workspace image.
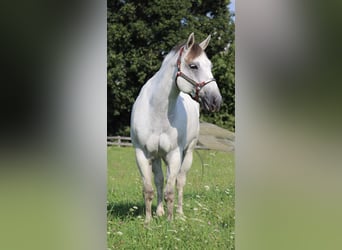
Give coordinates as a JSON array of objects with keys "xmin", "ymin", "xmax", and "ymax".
[
  {"xmin": 209, "ymin": 104, "xmax": 216, "ymax": 112},
  {"xmin": 213, "ymin": 99, "xmax": 217, "ymax": 108},
  {"xmin": 208, "ymin": 95, "xmax": 221, "ymax": 112}
]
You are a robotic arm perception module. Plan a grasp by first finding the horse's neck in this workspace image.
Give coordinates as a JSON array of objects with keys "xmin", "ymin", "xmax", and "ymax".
[{"xmin": 150, "ymin": 59, "xmax": 179, "ymax": 115}]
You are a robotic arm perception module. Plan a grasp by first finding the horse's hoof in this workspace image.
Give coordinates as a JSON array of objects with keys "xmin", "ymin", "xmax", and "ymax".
[
  {"xmin": 156, "ymin": 208, "xmax": 165, "ymax": 216},
  {"xmin": 167, "ymin": 213, "xmax": 173, "ymax": 221},
  {"xmin": 176, "ymin": 207, "xmax": 184, "ymax": 215},
  {"xmin": 144, "ymin": 215, "xmax": 152, "ymax": 226},
  {"xmin": 144, "ymin": 220, "xmax": 151, "ymax": 227}
]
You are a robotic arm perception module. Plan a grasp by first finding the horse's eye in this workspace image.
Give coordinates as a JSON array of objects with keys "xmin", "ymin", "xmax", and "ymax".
[{"xmin": 189, "ymin": 64, "xmax": 198, "ymax": 70}]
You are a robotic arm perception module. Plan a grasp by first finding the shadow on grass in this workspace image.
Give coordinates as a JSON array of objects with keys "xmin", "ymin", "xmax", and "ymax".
[{"xmin": 107, "ymin": 201, "xmax": 157, "ymax": 220}]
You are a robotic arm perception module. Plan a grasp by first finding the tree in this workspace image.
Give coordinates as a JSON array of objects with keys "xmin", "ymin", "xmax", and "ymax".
[{"xmin": 108, "ymin": 0, "xmax": 235, "ymax": 135}]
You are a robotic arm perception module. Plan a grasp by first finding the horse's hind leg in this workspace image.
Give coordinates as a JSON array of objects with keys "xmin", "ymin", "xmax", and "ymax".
[
  {"xmin": 176, "ymin": 149, "xmax": 194, "ymax": 215},
  {"xmin": 135, "ymin": 148, "xmax": 154, "ymax": 224},
  {"xmin": 152, "ymin": 158, "xmax": 165, "ymax": 216}
]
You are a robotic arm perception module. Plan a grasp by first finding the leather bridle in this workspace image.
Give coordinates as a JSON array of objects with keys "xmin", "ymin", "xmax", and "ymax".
[{"xmin": 175, "ymin": 47, "xmax": 216, "ymax": 102}]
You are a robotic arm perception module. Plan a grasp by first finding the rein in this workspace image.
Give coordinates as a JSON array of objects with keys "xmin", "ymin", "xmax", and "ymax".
[{"xmin": 175, "ymin": 47, "xmax": 216, "ymax": 102}]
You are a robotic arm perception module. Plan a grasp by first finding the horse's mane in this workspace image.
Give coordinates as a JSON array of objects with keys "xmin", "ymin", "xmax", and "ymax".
[{"xmin": 171, "ymin": 42, "xmax": 186, "ymax": 53}]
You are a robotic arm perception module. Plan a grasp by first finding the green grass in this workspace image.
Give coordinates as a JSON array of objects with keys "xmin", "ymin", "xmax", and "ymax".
[{"xmin": 107, "ymin": 146, "xmax": 235, "ymax": 249}]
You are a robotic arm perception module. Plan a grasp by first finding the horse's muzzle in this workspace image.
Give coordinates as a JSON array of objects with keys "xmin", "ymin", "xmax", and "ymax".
[{"xmin": 201, "ymin": 92, "xmax": 222, "ymax": 112}]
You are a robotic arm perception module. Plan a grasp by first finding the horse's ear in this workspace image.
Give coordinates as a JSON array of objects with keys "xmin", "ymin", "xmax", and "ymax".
[
  {"xmin": 199, "ymin": 35, "xmax": 211, "ymax": 50},
  {"xmin": 185, "ymin": 33, "xmax": 195, "ymax": 50}
]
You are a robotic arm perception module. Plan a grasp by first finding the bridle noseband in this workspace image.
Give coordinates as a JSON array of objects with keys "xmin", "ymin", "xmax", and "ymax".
[{"xmin": 175, "ymin": 47, "xmax": 216, "ymax": 102}]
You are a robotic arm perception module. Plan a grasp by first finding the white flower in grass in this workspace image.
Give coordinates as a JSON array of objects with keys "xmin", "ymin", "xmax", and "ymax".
[
  {"xmin": 178, "ymin": 216, "xmax": 186, "ymax": 222},
  {"xmin": 195, "ymin": 201, "xmax": 203, "ymax": 207},
  {"xmin": 167, "ymin": 229, "xmax": 178, "ymax": 233},
  {"xmin": 204, "ymin": 185, "xmax": 210, "ymax": 191},
  {"xmin": 133, "ymin": 206, "xmax": 138, "ymax": 210},
  {"xmin": 116, "ymin": 231, "xmax": 123, "ymax": 236}
]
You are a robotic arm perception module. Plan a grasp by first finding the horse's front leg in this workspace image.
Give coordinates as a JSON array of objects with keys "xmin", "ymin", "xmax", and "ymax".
[
  {"xmin": 164, "ymin": 150, "xmax": 182, "ymax": 220},
  {"xmin": 176, "ymin": 149, "xmax": 194, "ymax": 215},
  {"xmin": 135, "ymin": 148, "xmax": 154, "ymax": 224}
]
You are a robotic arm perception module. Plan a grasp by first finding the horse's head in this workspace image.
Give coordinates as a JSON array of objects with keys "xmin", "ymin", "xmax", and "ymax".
[{"xmin": 175, "ymin": 33, "xmax": 222, "ymax": 112}]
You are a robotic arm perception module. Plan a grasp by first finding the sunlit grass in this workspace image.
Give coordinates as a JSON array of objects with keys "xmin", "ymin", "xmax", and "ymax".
[{"xmin": 107, "ymin": 146, "xmax": 235, "ymax": 249}]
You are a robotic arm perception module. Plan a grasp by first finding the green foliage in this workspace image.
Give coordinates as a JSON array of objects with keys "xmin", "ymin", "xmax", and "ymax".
[{"xmin": 108, "ymin": 0, "xmax": 235, "ymax": 135}]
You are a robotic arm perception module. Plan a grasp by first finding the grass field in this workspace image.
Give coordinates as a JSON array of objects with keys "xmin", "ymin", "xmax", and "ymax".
[{"xmin": 107, "ymin": 146, "xmax": 235, "ymax": 249}]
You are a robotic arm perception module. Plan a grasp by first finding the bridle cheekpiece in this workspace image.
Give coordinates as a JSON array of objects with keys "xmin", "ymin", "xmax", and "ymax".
[{"xmin": 175, "ymin": 47, "xmax": 216, "ymax": 102}]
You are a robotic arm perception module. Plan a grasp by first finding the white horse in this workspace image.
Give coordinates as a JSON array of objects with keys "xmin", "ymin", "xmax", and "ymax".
[{"xmin": 130, "ymin": 33, "xmax": 222, "ymax": 223}]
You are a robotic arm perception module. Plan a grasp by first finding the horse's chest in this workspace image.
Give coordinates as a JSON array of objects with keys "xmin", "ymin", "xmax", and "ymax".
[{"xmin": 145, "ymin": 127, "xmax": 178, "ymax": 155}]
